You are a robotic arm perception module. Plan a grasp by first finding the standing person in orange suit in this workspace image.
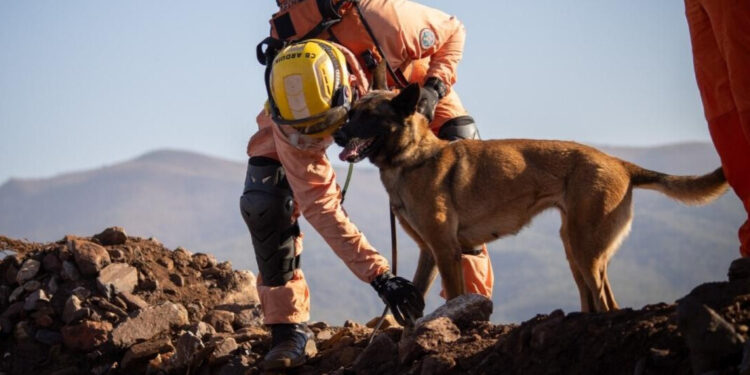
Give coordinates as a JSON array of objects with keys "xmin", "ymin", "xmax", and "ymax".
[
  {"xmin": 239, "ymin": 0, "xmax": 493, "ymax": 370},
  {"xmin": 685, "ymin": 0, "xmax": 750, "ymax": 257}
]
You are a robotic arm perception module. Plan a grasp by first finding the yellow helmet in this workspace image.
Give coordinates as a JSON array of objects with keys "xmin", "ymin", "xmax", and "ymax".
[{"xmin": 268, "ymin": 39, "xmax": 351, "ymax": 138}]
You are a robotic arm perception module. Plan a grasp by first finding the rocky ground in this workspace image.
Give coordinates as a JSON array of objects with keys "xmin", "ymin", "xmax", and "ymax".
[{"xmin": 2, "ymin": 228, "xmax": 750, "ymax": 374}]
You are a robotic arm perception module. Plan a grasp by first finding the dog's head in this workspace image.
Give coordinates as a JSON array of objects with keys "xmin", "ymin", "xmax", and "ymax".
[{"xmin": 335, "ymin": 83, "xmax": 425, "ymax": 166}]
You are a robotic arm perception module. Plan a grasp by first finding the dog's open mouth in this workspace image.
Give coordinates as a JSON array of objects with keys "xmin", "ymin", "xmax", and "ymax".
[{"xmin": 339, "ymin": 137, "xmax": 375, "ymax": 163}]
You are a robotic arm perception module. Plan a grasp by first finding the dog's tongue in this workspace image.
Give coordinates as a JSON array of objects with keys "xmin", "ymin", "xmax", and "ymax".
[{"xmin": 339, "ymin": 145, "xmax": 359, "ymax": 162}]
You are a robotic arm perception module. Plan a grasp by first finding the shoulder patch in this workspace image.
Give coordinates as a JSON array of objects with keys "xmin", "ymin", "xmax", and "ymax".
[{"xmin": 419, "ymin": 28, "xmax": 436, "ymax": 50}]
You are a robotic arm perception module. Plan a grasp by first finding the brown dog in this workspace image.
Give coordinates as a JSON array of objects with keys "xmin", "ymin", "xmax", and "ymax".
[{"xmin": 335, "ymin": 84, "xmax": 728, "ymax": 313}]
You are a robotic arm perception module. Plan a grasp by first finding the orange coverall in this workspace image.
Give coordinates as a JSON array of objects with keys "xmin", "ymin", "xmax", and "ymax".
[
  {"xmin": 248, "ymin": 0, "xmax": 493, "ymax": 324},
  {"xmin": 685, "ymin": 0, "xmax": 750, "ymax": 257}
]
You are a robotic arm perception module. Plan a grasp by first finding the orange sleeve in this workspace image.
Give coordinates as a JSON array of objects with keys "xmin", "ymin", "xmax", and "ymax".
[
  {"xmin": 268, "ymin": 122, "xmax": 391, "ymax": 284},
  {"xmin": 359, "ymin": 0, "xmax": 466, "ymax": 89}
]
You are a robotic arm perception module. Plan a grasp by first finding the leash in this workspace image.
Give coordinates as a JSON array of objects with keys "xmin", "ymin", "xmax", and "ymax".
[
  {"xmin": 339, "ymin": 163, "xmax": 355, "ymax": 205},
  {"xmin": 368, "ymin": 206, "xmax": 398, "ymax": 344},
  {"xmin": 339, "ymin": 162, "xmax": 398, "ymax": 344}
]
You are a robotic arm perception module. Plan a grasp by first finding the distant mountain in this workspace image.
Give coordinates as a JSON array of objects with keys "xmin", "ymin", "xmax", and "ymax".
[{"xmin": 0, "ymin": 144, "xmax": 744, "ymax": 324}]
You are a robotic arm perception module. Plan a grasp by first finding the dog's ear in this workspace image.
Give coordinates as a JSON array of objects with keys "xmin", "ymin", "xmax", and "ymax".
[{"xmin": 391, "ymin": 83, "xmax": 420, "ymax": 118}]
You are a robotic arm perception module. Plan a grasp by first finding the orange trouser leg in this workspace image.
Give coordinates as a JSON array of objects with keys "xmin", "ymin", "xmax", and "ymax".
[
  {"xmin": 247, "ymin": 114, "xmax": 311, "ymax": 324},
  {"xmin": 686, "ymin": 0, "xmax": 750, "ymax": 256},
  {"xmin": 708, "ymin": 112, "xmax": 750, "ymax": 256},
  {"xmin": 460, "ymin": 245, "xmax": 494, "ymax": 298},
  {"xmin": 440, "ymin": 244, "xmax": 494, "ymax": 299},
  {"xmin": 257, "ymin": 267, "xmax": 311, "ymax": 325}
]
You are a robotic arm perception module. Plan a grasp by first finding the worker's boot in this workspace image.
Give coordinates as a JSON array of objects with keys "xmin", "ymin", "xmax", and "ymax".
[{"xmin": 261, "ymin": 323, "xmax": 317, "ymax": 370}]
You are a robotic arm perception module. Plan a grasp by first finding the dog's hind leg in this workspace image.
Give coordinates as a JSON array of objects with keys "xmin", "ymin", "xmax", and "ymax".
[
  {"xmin": 567, "ymin": 190, "xmax": 634, "ymax": 312},
  {"xmin": 564, "ymin": 217, "xmax": 611, "ymax": 312},
  {"xmin": 596, "ymin": 193, "xmax": 634, "ymax": 312},
  {"xmin": 560, "ymin": 218, "xmax": 596, "ymax": 312},
  {"xmin": 575, "ymin": 254, "xmax": 610, "ymax": 312},
  {"xmin": 602, "ymin": 266, "xmax": 619, "ymax": 310}
]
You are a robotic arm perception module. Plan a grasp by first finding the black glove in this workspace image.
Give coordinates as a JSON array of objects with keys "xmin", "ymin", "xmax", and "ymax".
[
  {"xmin": 371, "ymin": 271, "xmax": 425, "ymax": 327},
  {"xmin": 416, "ymin": 77, "xmax": 447, "ymax": 123}
]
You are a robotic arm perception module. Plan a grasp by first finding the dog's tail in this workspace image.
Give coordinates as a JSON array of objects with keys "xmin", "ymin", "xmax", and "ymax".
[{"xmin": 627, "ymin": 163, "xmax": 728, "ymax": 205}]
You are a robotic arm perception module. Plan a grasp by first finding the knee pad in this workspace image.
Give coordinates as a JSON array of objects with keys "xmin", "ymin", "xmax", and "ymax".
[
  {"xmin": 438, "ymin": 115, "xmax": 480, "ymax": 141},
  {"xmin": 461, "ymin": 246, "xmax": 483, "ymax": 256},
  {"xmin": 239, "ymin": 157, "xmax": 300, "ymax": 286}
]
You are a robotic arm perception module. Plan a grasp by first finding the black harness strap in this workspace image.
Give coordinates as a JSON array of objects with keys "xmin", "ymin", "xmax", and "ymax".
[
  {"xmin": 351, "ymin": 0, "xmax": 407, "ymax": 89},
  {"xmin": 259, "ymin": 0, "xmax": 407, "ymax": 90}
]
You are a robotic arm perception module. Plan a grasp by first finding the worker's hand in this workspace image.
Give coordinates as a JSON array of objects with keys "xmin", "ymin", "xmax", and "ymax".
[
  {"xmin": 371, "ymin": 271, "xmax": 425, "ymax": 327},
  {"xmin": 416, "ymin": 86, "xmax": 439, "ymax": 123},
  {"xmin": 416, "ymin": 77, "xmax": 446, "ymax": 123}
]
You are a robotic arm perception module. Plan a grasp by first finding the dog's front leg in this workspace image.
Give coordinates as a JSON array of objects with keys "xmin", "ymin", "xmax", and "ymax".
[
  {"xmin": 433, "ymin": 249, "xmax": 465, "ymax": 300},
  {"xmin": 413, "ymin": 248, "xmax": 438, "ymax": 298},
  {"xmin": 392, "ymin": 211, "xmax": 437, "ymax": 299},
  {"xmin": 421, "ymin": 233, "xmax": 465, "ymax": 300}
]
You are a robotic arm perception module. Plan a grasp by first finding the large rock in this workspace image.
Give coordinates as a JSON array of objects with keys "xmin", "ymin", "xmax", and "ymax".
[
  {"xmin": 70, "ymin": 240, "xmax": 111, "ymax": 276},
  {"xmin": 61, "ymin": 320, "xmax": 113, "ymax": 352},
  {"xmin": 23, "ymin": 280, "xmax": 41, "ymax": 292},
  {"xmin": 234, "ymin": 308, "xmax": 262, "ymax": 328},
  {"xmin": 8, "ymin": 285, "xmax": 24, "ymax": 303},
  {"xmin": 191, "ymin": 253, "xmax": 217, "ymax": 269},
  {"xmin": 94, "ymin": 227, "xmax": 128, "ymax": 246},
  {"xmin": 353, "ymin": 333, "xmax": 398, "ymax": 375},
  {"xmin": 42, "ymin": 253, "xmax": 62, "ymax": 273},
  {"xmin": 416, "ymin": 293, "xmax": 493, "ymax": 329},
  {"xmin": 63, "ymin": 295, "xmax": 87, "ymax": 324},
  {"xmin": 169, "ymin": 331, "xmax": 205, "ymax": 370},
  {"xmin": 93, "ymin": 296, "xmax": 128, "ymax": 318},
  {"xmin": 220, "ymin": 271, "xmax": 259, "ymax": 306},
  {"xmin": 60, "ymin": 260, "xmax": 81, "ymax": 281},
  {"xmin": 203, "ymin": 310, "xmax": 235, "ymax": 333},
  {"xmin": 121, "ymin": 337, "xmax": 174, "ymax": 369},
  {"xmin": 190, "ymin": 321, "xmax": 217, "ymax": 340},
  {"xmin": 399, "ymin": 317, "xmax": 460, "ymax": 364},
  {"xmin": 118, "ymin": 291, "xmax": 149, "ymax": 311},
  {"xmin": 96, "ymin": 263, "xmax": 138, "ymax": 295},
  {"xmin": 172, "ymin": 248, "xmax": 192, "ymax": 268},
  {"xmin": 729, "ymin": 257, "xmax": 750, "ymax": 282},
  {"xmin": 678, "ymin": 296, "xmax": 746, "ymax": 373},
  {"xmin": 112, "ymin": 302, "xmax": 189, "ymax": 348},
  {"xmin": 16, "ymin": 259, "xmax": 41, "ymax": 284},
  {"xmin": 3, "ymin": 258, "xmax": 19, "ymax": 285},
  {"xmin": 209, "ymin": 337, "xmax": 238, "ymax": 365},
  {"xmin": 23, "ymin": 289, "xmax": 49, "ymax": 311}
]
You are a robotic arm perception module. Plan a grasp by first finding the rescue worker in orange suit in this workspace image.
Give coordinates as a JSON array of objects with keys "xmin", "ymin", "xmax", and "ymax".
[
  {"xmin": 239, "ymin": 0, "xmax": 493, "ymax": 370},
  {"xmin": 685, "ymin": 0, "xmax": 750, "ymax": 257}
]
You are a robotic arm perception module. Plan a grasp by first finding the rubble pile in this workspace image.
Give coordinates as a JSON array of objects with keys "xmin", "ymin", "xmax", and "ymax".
[
  {"xmin": 0, "ymin": 228, "xmax": 264, "ymax": 374},
  {"xmin": 3, "ymin": 229, "xmax": 750, "ymax": 375}
]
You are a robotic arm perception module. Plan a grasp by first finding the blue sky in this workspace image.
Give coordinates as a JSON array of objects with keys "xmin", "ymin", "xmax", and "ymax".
[{"xmin": 0, "ymin": 1, "xmax": 709, "ymax": 184}]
